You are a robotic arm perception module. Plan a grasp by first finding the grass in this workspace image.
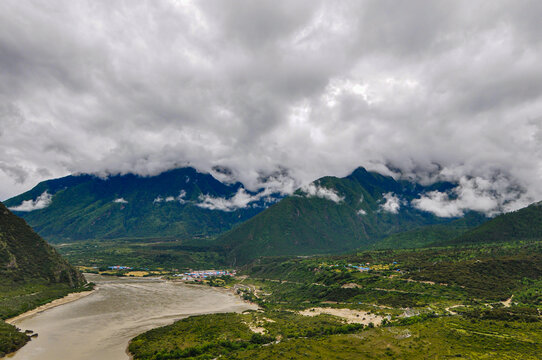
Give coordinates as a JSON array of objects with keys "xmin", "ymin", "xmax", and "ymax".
[
  {"xmin": 128, "ymin": 241, "xmax": 542, "ymax": 359},
  {"xmin": 129, "ymin": 310, "xmax": 541, "ymax": 360},
  {"xmin": 0, "ymin": 321, "xmax": 28, "ymax": 358},
  {"xmin": 54, "ymin": 238, "xmax": 226, "ymax": 270},
  {"xmin": 222, "ymin": 316, "xmax": 542, "ymax": 359}
]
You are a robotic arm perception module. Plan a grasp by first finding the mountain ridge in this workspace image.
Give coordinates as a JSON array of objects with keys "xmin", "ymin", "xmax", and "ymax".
[
  {"xmin": 4, "ymin": 167, "xmax": 283, "ymax": 242},
  {"xmin": 216, "ymin": 167, "xmax": 473, "ymax": 264}
]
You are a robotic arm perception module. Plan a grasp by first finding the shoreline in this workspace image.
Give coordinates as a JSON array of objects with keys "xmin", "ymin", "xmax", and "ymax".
[
  {"xmin": 124, "ymin": 284, "xmax": 258, "ymax": 360},
  {"xmin": 5, "ymin": 276, "xmax": 255, "ymax": 360},
  {"xmin": 5, "ymin": 289, "xmax": 96, "ymax": 325}
]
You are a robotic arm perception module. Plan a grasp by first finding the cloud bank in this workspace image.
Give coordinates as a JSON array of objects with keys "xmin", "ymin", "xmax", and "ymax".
[
  {"xmin": 113, "ymin": 198, "xmax": 128, "ymax": 204},
  {"xmin": 8, "ymin": 191, "xmax": 52, "ymax": 212},
  {"xmin": 300, "ymin": 183, "xmax": 344, "ymax": 203},
  {"xmin": 196, "ymin": 188, "xmax": 277, "ymax": 212},
  {"xmin": 154, "ymin": 190, "xmax": 187, "ymax": 204},
  {"xmin": 1, "ymin": 1, "xmax": 542, "ymax": 218},
  {"xmin": 380, "ymin": 192, "xmax": 402, "ymax": 214}
]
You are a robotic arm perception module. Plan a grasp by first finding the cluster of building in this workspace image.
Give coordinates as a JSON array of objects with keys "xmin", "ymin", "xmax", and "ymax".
[
  {"xmin": 320, "ymin": 262, "xmax": 400, "ymax": 273},
  {"xmin": 108, "ymin": 265, "xmax": 133, "ymax": 270},
  {"xmin": 173, "ymin": 269, "xmax": 235, "ymax": 280},
  {"xmin": 347, "ymin": 264, "xmax": 372, "ymax": 271}
]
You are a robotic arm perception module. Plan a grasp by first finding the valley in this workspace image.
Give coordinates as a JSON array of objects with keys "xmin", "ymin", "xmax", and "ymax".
[
  {"xmin": 7, "ymin": 274, "xmax": 255, "ymax": 360},
  {"xmin": 129, "ymin": 241, "xmax": 542, "ymax": 359},
  {"xmin": 1, "ymin": 167, "xmax": 541, "ymax": 359},
  {"xmin": 3, "ymin": 3, "xmax": 542, "ymax": 359}
]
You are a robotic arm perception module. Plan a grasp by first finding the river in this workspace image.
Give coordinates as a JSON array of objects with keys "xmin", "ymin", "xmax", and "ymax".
[{"xmin": 6, "ymin": 274, "xmax": 257, "ymax": 360}]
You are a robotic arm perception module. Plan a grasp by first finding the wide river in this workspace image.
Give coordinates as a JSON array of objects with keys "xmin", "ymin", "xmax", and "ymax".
[{"xmin": 6, "ymin": 274, "xmax": 257, "ymax": 360}]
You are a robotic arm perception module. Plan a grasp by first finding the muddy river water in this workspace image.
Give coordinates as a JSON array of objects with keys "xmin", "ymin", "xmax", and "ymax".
[{"xmin": 6, "ymin": 274, "xmax": 256, "ymax": 360}]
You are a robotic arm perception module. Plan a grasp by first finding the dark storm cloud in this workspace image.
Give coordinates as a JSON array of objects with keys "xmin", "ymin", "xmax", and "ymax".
[{"xmin": 1, "ymin": 0, "xmax": 541, "ymax": 216}]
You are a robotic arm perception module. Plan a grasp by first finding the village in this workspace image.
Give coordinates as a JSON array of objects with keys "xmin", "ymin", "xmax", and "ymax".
[
  {"xmin": 172, "ymin": 269, "xmax": 236, "ymax": 281},
  {"xmin": 319, "ymin": 261, "xmax": 401, "ymax": 273},
  {"xmin": 76, "ymin": 265, "xmax": 235, "ymax": 280}
]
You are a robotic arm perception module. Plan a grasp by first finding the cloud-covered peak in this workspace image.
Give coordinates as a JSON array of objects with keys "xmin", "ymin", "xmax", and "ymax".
[
  {"xmin": 1, "ymin": 1, "xmax": 541, "ymax": 217},
  {"xmin": 412, "ymin": 175, "xmax": 522, "ymax": 217}
]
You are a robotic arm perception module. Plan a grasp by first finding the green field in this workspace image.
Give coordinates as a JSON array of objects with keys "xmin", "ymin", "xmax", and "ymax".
[
  {"xmin": 54, "ymin": 238, "xmax": 226, "ymax": 270},
  {"xmin": 129, "ymin": 241, "xmax": 542, "ymax": 359}
]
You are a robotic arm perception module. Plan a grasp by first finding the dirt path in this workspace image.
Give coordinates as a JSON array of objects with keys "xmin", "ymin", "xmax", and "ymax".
[
  {"xmin": 445, "ymin": 304, "xmax": 463, "ymax": 315},
  {"xmin": 501, "ymin": 296, "xmax": 513, "ymax": 308}
]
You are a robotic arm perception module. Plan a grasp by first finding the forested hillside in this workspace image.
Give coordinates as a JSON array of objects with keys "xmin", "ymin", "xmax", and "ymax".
[
  {"xmin": 4, "ymin": 167, "xmax": 281, "ymax": 242},
  {"xmin": 217, "ymin": 167, "xmax": 471, "ymax": 264},
  {"xmin": 0, "ymin": 202, "xmax": 86, "ymax": 356}
]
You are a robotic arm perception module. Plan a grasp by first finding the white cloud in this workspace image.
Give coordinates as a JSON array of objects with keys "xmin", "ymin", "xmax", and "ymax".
[
  {"xmin": 9, "ymin": 191, "xmax": 52, "ymax": 211},
  {"xmin": 113, "ymin": 198, "xmax": 128, "ymax": 204},
  {"xmin": 1, "ymin": 0, "xmax": 542, "ymax": 217},
  {"xmin": 357, "ymin": 208, "xmax": 367, "ymax": 215},
  {"xmin": 196, "ymin": 188, "xmax": 266, "ymax": 212},
  {"xmin": 154, "ymin": 190, "xmax": 187, "ymax": 204},
  {"xmin": 380, "ymin": 192, "xmax": 401, "ymax": 214},
  {"xmin": 300, "ymin": 183, "xmax": 344, "ymax": 203},
  {"xmin": 412, "ymin": 176, "xmax": 520, "ymax": 217}
]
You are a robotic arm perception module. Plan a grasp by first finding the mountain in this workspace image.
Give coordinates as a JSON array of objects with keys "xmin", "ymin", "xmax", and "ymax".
[
  {"xmin": 1, "ymin": 202, "xmax": 86, "ymax": 356},
  {"xmin": 0, "ymin": 202, "xmax": 85, "ymax": 287},
  {"xmin": 446, "ymin": 201, "xmax": 542, "ymax": 245},
  {"xmin": 373, "ymin": 211, "xmax": 488, "ymax": 250},
  {"xmin": 4, "ymin": 167, "xmax": 282, "ymax": 243},
  {"xmin": 216, "ymin": 167, "xmax": 473, "ymax": 265}
]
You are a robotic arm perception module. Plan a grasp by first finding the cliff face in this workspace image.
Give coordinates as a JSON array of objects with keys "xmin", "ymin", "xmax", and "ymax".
[{"xmin": 0, "ymin": 202, "xmax": 85, "ymax": 287}]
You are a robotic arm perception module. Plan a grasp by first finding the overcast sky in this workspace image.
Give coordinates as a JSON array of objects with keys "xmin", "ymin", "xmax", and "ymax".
[{"xmin": 1, "ymin": 1, "xmax": 541, "ymax": 215}]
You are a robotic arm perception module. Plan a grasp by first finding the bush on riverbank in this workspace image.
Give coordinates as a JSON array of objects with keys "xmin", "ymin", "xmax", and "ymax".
[{"xmin": 0, "ymin": 321, "xmax": 28, "ymax": 357}]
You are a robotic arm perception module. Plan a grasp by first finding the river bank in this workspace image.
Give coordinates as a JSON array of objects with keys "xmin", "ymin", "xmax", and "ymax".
[
  {"xmin": 5, "ymin": 274, "xmax": 256, "ymax": 360},
  {"xmin": 5, "ymin": 290, "xmax": 95, "ymax": 325}
]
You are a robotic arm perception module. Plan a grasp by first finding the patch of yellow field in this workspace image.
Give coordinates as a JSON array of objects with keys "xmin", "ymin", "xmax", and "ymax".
[{"xmin": 125, "ymin": 271, "xmax": 150, "ymax": 277}]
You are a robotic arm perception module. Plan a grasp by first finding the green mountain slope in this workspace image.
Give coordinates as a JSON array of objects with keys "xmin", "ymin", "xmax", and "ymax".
[
  {"xmin": 4, "ymin": 168, "xmax": 281, "ymax": 243},
  {"xmin": 373, "ymin": 212, "xmax": 488, "ymax": 250},
  {"xmin": 0, "ymin": 202, "xmax": 85, "ymax": 287},
  {"xmin": 0, "ymin": 202, "xmax": 86, "ymax": 356},
  {"xmin": 217, "ymin": 167, "xmax": 467, "ymax": 264},
  {"xmin": 448, "ymin": 201, "xmax": 542, "ymax": 245}
]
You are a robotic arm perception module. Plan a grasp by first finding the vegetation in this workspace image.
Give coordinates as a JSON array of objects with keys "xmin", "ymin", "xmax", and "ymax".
[
  {"xmin": 0, "ymin": 202, "xmax": 87, "ymax": 356},
  {"xmin": 212, "ymin": 316, "xmax": 542, "ymax": 359},
  {"xmin": 450, "ymin": 201, "xmax": 542, "ymax": 245},
  {"xmin": 217, "ymin": 167, "xmax": 468, "ymax": 265},
  {"xmin": 129, "ymin": 311, "xmax": 365, "ymax": 360},
  {"xmin": 242, "ymin": 242, "xmax": 542, "ymax": 306},
  {"xmin": 55, "ymin": 238, "xmax": 226, "ymax": 270},
  {"xmin": 129, "ymin": 240, "xmax": 542, "ymax": 359},
  {"xmin": 373, "ymin": 211, "xmax": 487, "ymax": 249},
  {"xmin": 0, "ymin": 321, "xmax": 27, "ymax": 358},
  {"xmin": 4, "ymin": 167, "xmax": 274, "ymax": 243},
  {"xmin": 6, "ymin": 166, "xmax": 487, "ymax": 267}
]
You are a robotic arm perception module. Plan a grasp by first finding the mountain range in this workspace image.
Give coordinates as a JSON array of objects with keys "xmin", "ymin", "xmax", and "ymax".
[
  {"xmin": 216, "ymin": 167, "xmax": 487, "ymax": 264},
  {"xmin": 11, "ymin": 166, "xmax": 542, "ymax": 266},
  {"xmin": 4, "ymin": 167, "xmax": 282, "ymax": 243}
]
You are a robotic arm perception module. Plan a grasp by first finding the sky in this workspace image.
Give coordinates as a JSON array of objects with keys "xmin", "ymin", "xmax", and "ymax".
[{"xmin": 1, "ymin": 0, "xmax": 542, "ymax": 216}]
